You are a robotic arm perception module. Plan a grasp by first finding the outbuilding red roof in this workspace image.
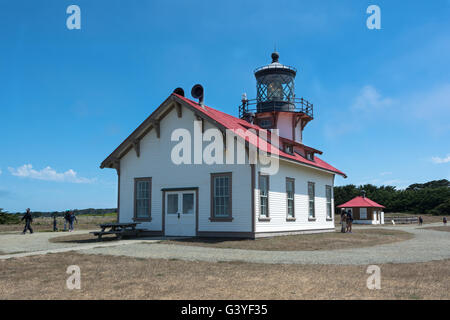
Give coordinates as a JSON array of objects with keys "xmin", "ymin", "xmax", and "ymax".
[
  {"xmin": 175, "ymin": 93, "xmax": 346, "ymax": 177},
  {"xmin": 337, "ymin": 196, "xmax": 385, "ymax": 208}
]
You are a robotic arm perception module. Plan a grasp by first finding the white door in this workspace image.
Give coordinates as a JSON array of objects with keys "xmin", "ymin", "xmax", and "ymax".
[
  {"xmin": 373, "ymin": 210, "xmax": 378, "ymax": 223},
  {"xmin": 165, "ymin": 190, "xmax": 196, "ymax": 237},
  {"xmin": 360, "ymin": 208, "xmax": 367, "ymax": 219}
]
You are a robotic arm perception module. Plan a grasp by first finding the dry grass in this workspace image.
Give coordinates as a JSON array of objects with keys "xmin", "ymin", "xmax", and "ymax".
[
  {"xmin": 0, "ymin": 215, "xmax": 117, "ymax": 233},
  {"xmin": 161, "ymin": 229, "xmax": 413, "ymax": 251},
  {"xmin": 421, "ymin": 226, "xmax": 450, "ymax": 232},
  {"xmin": 384, "ymin": 213, "xmax": 444, "ymax": 225},
  {"xmin": 0, "ymin": 252, "xmax": 448, "ymax": 300}
]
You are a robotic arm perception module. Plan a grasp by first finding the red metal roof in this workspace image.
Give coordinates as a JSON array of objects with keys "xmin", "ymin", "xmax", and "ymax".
[
  {"xmin": 174, "ymin": 93, "xmax": 346, "ymax": 178},
  {"xmin": 337, "ymin": 196, "xmax": 385, "ymax": 208}
]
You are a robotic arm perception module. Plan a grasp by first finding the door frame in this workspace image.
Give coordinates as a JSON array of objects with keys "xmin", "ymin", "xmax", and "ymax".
[{"xmin": 162, "ymin": 187, "xmax": 199, "ymax": 236}]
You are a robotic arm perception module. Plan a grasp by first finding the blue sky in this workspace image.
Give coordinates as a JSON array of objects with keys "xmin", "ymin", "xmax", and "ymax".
[{"xmin": 1, "ymin": 0, "xmax": 449, "ymax": 212}]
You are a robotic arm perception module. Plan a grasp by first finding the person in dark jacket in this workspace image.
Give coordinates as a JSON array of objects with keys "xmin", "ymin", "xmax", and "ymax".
[
  {"xmin": 346, "ymin": 210, "xmax": 353, "ymax": 233},
  {"xmin": 21, "ymin": 208, "xmax": 33, "ymax": 234},
  {"xmin": 68, "ymin": 211, "xmax": 78, "ymax": 232},
  {"xmin": 63, "ymin": 210, "xmax": 70, "ymax": 231}
]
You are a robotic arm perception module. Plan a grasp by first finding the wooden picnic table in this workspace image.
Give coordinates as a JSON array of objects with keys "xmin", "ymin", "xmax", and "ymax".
[{"xmin": 91, "ymin": 222, "xmax": 141, "ymax": 240}]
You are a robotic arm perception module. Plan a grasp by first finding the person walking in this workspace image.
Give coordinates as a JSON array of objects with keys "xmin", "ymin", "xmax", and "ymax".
[
  {"xmin": 346, "ymin": 209, "xmax": 353, "ymax": 233},
  {"xmin": 443, "ymin": 217, "xmax": 447, "ymax": 226},
  {"xmin": 419, "ymin": 216, "xmax": 423, "ymax": 226},
  {"xmin": 69, "ymin": 211, "xmax": 78, "ymax": 232},
  {"xmin": 21, "ymin": 208, "xmax": 34, "ymax": 234}
]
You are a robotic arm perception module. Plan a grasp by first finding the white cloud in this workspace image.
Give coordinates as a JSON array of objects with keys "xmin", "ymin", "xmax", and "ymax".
[
  {"xmin": 380, "ymin": 172, "xmax": 392, "ymax": 176},
  {"xmin": 0, "ymin": 169, "xmax": 2, "ymax": 175},
  {"xmin": 352, "ymin": 85, "xmax": 393, "ymax": 111},
  {"xmin": 8, "ymin": 164, "xmax": 95, "ymax": 184},
  {"xmin": 324, "ymin": 85, "xmax": 394, "ymax": 139},
  {"xmin": 431, "ymin": 155, "xmax": 450, "ymax": 164}
]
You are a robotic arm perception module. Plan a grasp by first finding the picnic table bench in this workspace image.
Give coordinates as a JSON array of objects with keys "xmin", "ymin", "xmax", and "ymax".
[{"xmin": 90, "ymin": 222, "xmax": 141, "ymax": 240}]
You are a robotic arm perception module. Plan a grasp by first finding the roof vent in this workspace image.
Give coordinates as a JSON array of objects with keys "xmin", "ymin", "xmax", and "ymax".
[
  {"xmin": 191, "ymin": 84, "xmax": 205, "ymax": 108},
  {"xmin": 362, "ymin": 190, "xmax": 366, "ymax": 198},
  {"xmin": 173, "ymin": 87, "xmax": 185, "ymax": 97}
]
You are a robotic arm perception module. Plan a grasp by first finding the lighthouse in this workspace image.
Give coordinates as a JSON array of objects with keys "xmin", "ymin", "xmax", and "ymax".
[{"xmin": 239, "ymin": 52, "xmax": 314, "ymax": 144}]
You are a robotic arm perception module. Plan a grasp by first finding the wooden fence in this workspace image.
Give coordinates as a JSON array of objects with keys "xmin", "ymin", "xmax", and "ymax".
[{"xmin": 387, "ymin": 216, "xmax": 419, "ymax": 224}]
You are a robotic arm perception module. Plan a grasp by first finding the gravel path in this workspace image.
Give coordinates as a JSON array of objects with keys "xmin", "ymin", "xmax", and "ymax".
[
  {"xmin": 1, "ymin": 224, "xmax": 449, "ymax": 265},
  {"xmin": 0, "ymin": 230, "xmax": 161, "ymax": 260},
  {"xmin": 81, "ymin": 224, "xmax": 450, "ymax": 265}
]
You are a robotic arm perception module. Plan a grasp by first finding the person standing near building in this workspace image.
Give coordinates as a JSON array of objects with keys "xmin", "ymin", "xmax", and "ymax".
[
  {"xmin": 346, "ymin": 209, "xmax": 353, "ymax": 233},
  {"xmin": 340, "ymin": 209, "xmax": 347, "ymax": 233},
  {"xmin": 419, "ymin": 216, "xmax": 423, "ymax": 226},
  {"xmin": 21, "ymin": 208, "xmax": 33, "ymax": 234}
]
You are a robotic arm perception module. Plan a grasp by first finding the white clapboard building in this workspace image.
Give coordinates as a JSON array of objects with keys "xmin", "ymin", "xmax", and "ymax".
[{"xmin": 101, "ymin": 52, "xmax": 346, "ymax": 238}]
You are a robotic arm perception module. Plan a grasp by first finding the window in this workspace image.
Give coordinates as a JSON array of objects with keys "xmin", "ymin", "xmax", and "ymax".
[
  {"xmin": 286, "ymin": 178, "xmax": 295, "ymax": 219},
  {"xmin": 285, "ymin": 144, "xmax": 294, "ymax": 154},
  {"xmin": 306, "ymin": 152, "xmax": 314, "ymax": 161},
  {"xmin": 259, "ymin": 174, "xmax": 269, "ymax": 218},
  {"xmin": 211, "ymin": 173, "xmax": 232, "ymax": 220},
  {"xmin": 259, "ymin": 118, "xmax": 272, "ymax": 129},
  {"xmin": 183, "ymin": 193, "xmax": 194, "ymax": 214},
  {"xmin": 134, "ymin": 178, "xmax": 151, "ymax": 220},
  {"xmin": 167, "ymin": 194, "xmax": 178, "ymax": 214},
  {"xmin": 326, "ymin": 185, "xmax": 332, "ymax": 220},
  {"xmin": 308, "ymin": 182, "xmax": 315, "ymax": 219}
]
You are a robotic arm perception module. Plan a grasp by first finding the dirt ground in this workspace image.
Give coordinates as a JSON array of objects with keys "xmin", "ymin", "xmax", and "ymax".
[
  {"xmin": 0, "ymin": 215, "xmax": 117, "ymax": 233},
  {"xmin": 0, "ymin": 252, "xmax": 448, "ymax": 300},
  {"xmin": 421, "ymin": 226, "xmax": 450, "ymax": 232},
  {"xmin": 160, "ymin": 229, "xmax": 413, "ymax": 251}
]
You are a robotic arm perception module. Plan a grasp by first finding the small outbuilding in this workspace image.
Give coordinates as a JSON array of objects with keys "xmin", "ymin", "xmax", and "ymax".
[{"xmin": 337, "ymin": 195, "xmax": 385, "ymax": 225}]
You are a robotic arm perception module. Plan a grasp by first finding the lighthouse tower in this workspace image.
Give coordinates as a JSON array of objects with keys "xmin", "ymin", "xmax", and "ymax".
[{"xmin": 239, "ymin": 52, "xmax": 314, "ymax": 144}]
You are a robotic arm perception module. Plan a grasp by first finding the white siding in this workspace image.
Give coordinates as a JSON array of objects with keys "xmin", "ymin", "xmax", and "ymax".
[
  {"xmin": 254, "ymin": 158, "xmax": 335, "ymax": 233},
  {"xmin": 119, "ymin": 106, "xmax": 252, "ymax": 233},
  {"xmin": 277, "ymin": 113, "xmax": 293, "ymax": 140}
]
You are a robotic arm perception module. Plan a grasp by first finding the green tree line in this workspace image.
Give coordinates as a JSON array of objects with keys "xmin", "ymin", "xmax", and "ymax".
[
  {"xmin": 6, "ymin": 208, "xmax": 117, "ymax": 218},
  {"xmin": 0, "ymin": 208, "xmax": 21, "ymax": 224},
  {"xmin": 334, "ymin": 179, "xmax": 450, "ymax": 215}
]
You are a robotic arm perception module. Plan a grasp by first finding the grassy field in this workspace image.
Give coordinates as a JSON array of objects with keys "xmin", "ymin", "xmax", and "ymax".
[
  {"xmin": 161, "ymin": 229, "xmax": 413, "ymax": 251},
  {"xmin": 0, "ymin": 252, "xmax": 448, "ymax": 300},
  {"xmin": 0, "ymin": 214, "xmax": 117, "ymax": 233}
]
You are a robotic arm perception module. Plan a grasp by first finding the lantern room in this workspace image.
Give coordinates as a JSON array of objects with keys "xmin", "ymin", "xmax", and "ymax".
[{"xmin": 239, "ymin": 52, "xmax": 314, "ymax": 144}]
